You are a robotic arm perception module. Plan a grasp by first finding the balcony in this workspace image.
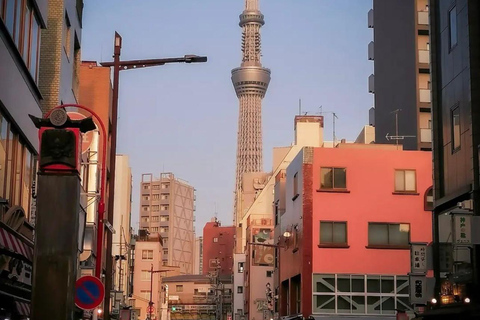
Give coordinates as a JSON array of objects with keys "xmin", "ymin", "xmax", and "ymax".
[
  {"xmin": 368, "ymin": 74, "xmax": 374, "ymax": 94},
  {"xmin": 418, "ymin": 11, "xmax": 429, "ymax": 25},
  {"xmin": 368, "ymin": 41, "xmax": 374, "ymax": 60},
  {"xmin": 419, "ymin": 89, "xmax": 431, "ymax": 103},
  {"xmin": 420, "ymin": 128, "xmax": 432, "ymax": 143},
  {"xmin": 368, "ymin": 9, "xmax": 374, "ymax": 28},
  {"xmin": 419, "ymin": 49, "xmax": 430, "ymax": 64}
]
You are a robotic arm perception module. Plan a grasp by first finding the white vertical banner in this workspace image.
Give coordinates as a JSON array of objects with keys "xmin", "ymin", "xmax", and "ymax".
[
  {"xmin": 454, "ymin": 215, "xmax": 472, "ymax": 245},
  {"xmin": 410, "ymin": 243, "xmax": 428, "ymax": 274}
]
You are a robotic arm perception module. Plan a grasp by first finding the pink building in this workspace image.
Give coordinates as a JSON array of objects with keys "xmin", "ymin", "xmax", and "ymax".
[
  {"xmin": 275, "ymin": 145, "xmax": 432, "ymax": 318},
  {"xmin": 131, "ymin": 234, "xmax": 178, "ymax": 320}
]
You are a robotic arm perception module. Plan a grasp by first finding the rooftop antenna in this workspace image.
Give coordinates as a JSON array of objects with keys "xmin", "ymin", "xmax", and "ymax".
[
  {"xmin": 214, "ymin": 202, "xmax": 218, "ymax": 221},
  {"xmin": 318, "ymin": 105, "xmax": 323, "ymax": 115},
  {"xmin": 319, "ymin": 108, "xmax": 339, "ymax": 147},
  {"xmin": 391, "ymin": 109, "xmax": 402, "ymax": 149},
  {"xmin": 298, "ymin": 98, "xmax": 302, "ymax": 115},
  {"xmin": 332, "ymin": 112, "xmax": 338, "ymax": 147}
]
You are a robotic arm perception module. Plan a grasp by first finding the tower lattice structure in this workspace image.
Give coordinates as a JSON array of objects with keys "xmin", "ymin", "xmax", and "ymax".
[{"xmin": 231, "ymin": 0, "xmax": 271, "ymax": 225}]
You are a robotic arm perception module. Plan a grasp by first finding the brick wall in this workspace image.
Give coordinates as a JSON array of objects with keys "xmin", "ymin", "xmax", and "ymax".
[{"xmin": 38, "ymin": 0, "xmax": 64, "ymax": 115}]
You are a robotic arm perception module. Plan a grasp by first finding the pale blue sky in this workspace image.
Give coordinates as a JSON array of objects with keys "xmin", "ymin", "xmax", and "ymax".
[{"xmin": 81, "ymin": 0, "xmax": 373, "ymax": 233}]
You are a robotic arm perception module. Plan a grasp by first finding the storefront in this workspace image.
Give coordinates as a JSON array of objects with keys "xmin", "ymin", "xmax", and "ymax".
[{"xmin": 0, "ymin": 205, "xmax": 34, "ymax": 320}]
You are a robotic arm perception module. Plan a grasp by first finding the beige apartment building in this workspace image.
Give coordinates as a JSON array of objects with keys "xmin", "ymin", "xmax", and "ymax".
[
  {"xmin": 111, "ymin": 154, "xmax": 133, "ymax": 312},
  {"xmin": 140, "ymin": 173, "xmax": 196, "ymax": 274}
]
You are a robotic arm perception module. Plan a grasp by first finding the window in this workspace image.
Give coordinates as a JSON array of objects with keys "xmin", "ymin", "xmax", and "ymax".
[
  {"xmin": 142, "ymin": 206, "xmax": 149, "ymax": 211},
  {"xmin": 152, "ymin": 184, "xmax": 160, "ymax": 190},
  {"xmin": 313, "ymin": 274, "xmax": 410, "ymax": 315},
  {"xmin": 424, "ymin": 187, "xmax": 433, "ymax": 211},
  {"xmin": 368, "ymin": 223, "xmax": 410, "ymax": 247},
  {"xmin": 293, "ymin": 172, "xmax": 299, "ymax": 200},
  {"xmin": 143, "ymin": 196, "xmax": 150, "ymax": 201},
  {"xmin": 152, "ymin": 205, "xmax": 159, "ymax": 212},
  {"xmin": 141, "ymin": 270, "xmax": 150, "ymax": 281},
  {"xmin": 1, "ymin": 0, "xmax": 41, "ymax": 81},
  {"xmin": 238, "ymin": 262, "xmax": 244, "ymax": 273},
  {"xmin": 176, "ymin": 285, "xmax": 183, "ymax": 292},
  {"xmin": 213, "ymin": 237, "xmax": 218, "ymax": 243},
  {"xmin": 394, "ymin": 170, "xmax": 416, "ymax": 192},
  {"xmin": 237, "ymin": 286, "xmax": 243, "ymax": 294},
  {"xmin": 161, "ymin": 183, "xmax": 169, "ymax": 189},
  {"xmin": 451, "ymin": 105, "xmax": 461, "ymax": 152},
  {"xmin": 449, "ymin": 6, "xmax": 457, "ymax": 49},
  {"xmin": 266, "ymin": 270, "xmax": 273, "ymax": 277},
  {"xmin": 63, "ymin": 11, "xmax": 71, "ymax": 58},
  {"xmin": 142, "ymin": 250, "xmax": 153, "ymax": 260},
  {"xmin": 141, "ymin": 217, "xmax": 149, "ymax": 223},
  {"xmin": 163, "ymin": 249, "xmax": 168, "ymax": 255},
  {"xmin": 320, "ymin": 167, "xmax": 346, "ymax": 189},
  {"xmin": 152, "ymin": 194, "xmax": 159, "ymax": 200},
  {"xmin": 161, "ymin": 205, "xmax": 169, "ymax": 211},
  {"xmin": 160, "ymin": 215, "xmax": 169, "ymax": 222},
  {"xmin": 140, "ymin": 290, "xmax": 151, "ymax": 300},
  {"xmin": 143, "ymin": 184, "xmax": 149, "ymax": 190},
  {"xmin": 161, "ymin": 194, "xmax": 169, "ymax": 200},
  {"xmin": 320, "ymin": 221, "xmax": 347, "ymax": 246},
  {"xmin": 162, "ymin": 261, "xmax": 168, "ymax": 266},
  {"xmin": 151, "ymin": 227, "xmax": 158, "ymax": 232},
  {"xmin": 0, "ymin": 113, "xmax": 35, "ymax": 217},
  {"xmin": 152, "ymin": 216, "xmax": 159, "ymax": 222}
]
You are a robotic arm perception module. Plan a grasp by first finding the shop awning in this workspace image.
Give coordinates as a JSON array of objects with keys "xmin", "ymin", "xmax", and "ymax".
[
  {"xmin": 15, "ymin": 300, "xmax": 30, "ymax": 316},
  {"xmin": 0, "ymin": 226, "xmax": 34, "ymax": 261}
]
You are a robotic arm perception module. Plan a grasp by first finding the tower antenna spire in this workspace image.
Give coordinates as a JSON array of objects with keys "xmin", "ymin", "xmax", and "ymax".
[{"xmin": 232, "ymin": 0, "xmax": 271, "ymax": 225}]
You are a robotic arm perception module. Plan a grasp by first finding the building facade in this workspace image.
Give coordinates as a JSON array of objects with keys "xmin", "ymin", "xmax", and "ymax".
[
  {"xmin": 233, "ymin": 116, "xmax": 325, "ymax": 320},
  {"xmin": 112, "ymin": 154, "xmax": 133, "ymax": 311},
  {"xmin": 0, "ymin": 0, "xmax": 76, "ymax": 319},
  {"xmin": 78, "ymin": 60, "xmax": 114, "ymax": 315},
  {"xmin": 369, "ymin": 0, "xmax": 432, "ymax": 150},
  {"xmin": 202, "ymin": 218, "xmax": 235, "ymax": 277},
  {"xmin": 38, "ymin": 0, "xmax": 83, "ymax": 113},
  {"xmin": 164, "ymin": 274, "xmax": 233, "ymax": 320},
  {"xmin": 140, "ymin": 173, "xmax": 195, "ymax": 274},
  {"xmin": 275, "ymin": 145, "xmax": 433, "ymax": 319},
  {"xmin": 131, "ymin": 233, "xmax": 165, "ymax": 320},
  {"xmin": 193, "ymin": 236, "xmax": 203, "ymax": 275},
  {"xmin": 425, "ymin": 0, "xmax": 480, "ymax": 318}
]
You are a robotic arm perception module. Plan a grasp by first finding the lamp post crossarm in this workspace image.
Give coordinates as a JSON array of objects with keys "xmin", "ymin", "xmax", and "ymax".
[{"xmin": 100, "ymin": 56, "xmax": 207, "ymax": 70}]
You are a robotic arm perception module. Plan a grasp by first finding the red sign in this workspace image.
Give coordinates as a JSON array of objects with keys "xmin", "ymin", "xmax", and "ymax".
[
  {"xmin": 75, "ymin": 276, "xmax": 105, "ymax": 310},
  {"xmin": 147, "ymin": 306, "xmax": 155, "ymax": 313}
]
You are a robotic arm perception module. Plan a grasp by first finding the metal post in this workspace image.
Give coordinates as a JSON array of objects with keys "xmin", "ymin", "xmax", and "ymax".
[
  {"xmin": 31, "ymin": 173, "xmax": 82, "ymax": 320},
  {"xmin": 150, "ymin": 264, "xmax": 154, "ymax": 320}
]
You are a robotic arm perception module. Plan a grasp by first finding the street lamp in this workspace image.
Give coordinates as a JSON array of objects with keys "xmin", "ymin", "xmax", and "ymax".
[{"xmin": 96, "ymin": 32, "xmax": 207, "ymax": 308}]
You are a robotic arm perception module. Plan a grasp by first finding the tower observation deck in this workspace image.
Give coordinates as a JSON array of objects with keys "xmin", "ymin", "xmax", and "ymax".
[{"xmin": 231, "ymin": 0, "xmax": 271, "ymax": 225}]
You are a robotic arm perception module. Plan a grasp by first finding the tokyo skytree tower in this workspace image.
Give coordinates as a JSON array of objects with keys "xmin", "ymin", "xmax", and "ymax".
[{"xmin": 231, "ymin": 0, "xmax": 271, "ymax": 224}]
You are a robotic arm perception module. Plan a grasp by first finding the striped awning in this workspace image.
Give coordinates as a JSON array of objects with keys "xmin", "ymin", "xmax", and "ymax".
[
  {"xmin": 15, "ymin": 300, "xmax": 30, "ymax": 316},
  {"xmin": 0, "ymin": 227, "xmax": 34, "ymax": 261}
]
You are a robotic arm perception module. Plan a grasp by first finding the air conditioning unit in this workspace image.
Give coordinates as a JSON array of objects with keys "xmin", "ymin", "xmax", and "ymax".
[{"xmin": 457, "ymin": 200, "xmax": 474, "ymax": 211}]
